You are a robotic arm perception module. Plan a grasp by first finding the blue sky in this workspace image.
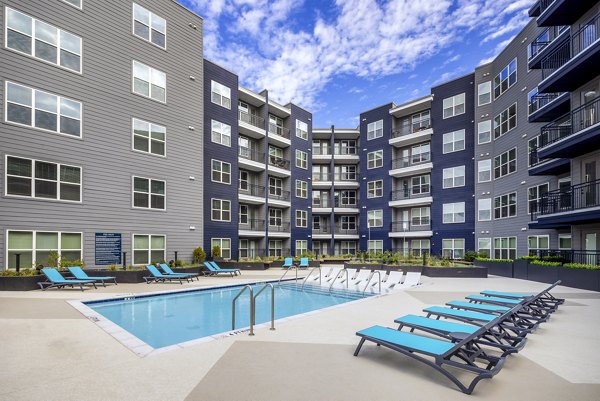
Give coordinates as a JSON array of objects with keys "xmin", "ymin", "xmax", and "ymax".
[{"xmin": 178, "ymin": 0, "xmax": 534, "ymax": 127}]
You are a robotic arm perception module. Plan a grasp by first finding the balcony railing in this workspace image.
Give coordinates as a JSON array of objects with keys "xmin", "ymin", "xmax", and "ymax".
[
  {"xmin": 334, "ymin": 201, "xmax": 358, "ymax": 208},
  {"xmin": 312, "ymin": 173, "xmax": 331, "ymax": 181},
  {"xmin": 529, "ymin": 92, "xmax": 563, "ymax": 115},
  {"xmin": 529, "ymin": 148, "xmax": 542, "ymax": 167},
  {"xmin": 268, "ymin": 222, "xmax": 291, "ymax": 232},
  {"xmin": 539, "ymin": 115, "xmax": 572, "ymax": 148},
  {"xmin": 539, "ymin": 96, "xmax": 600, "ymax": 149},
  {"xmin": 333, "ymin": 147, "xmax": 358, "ymax": 155},
  {"xmin": 238, "ymin": 249, "xmax": 266, "ymax": 259},
  {"xmin": 529, "ymin": 40, "xmax": 551, "ymax": 60},
  {"xmin": 528, "ymin": 26, "xmax": 568, "ymax": 60},
  {"xmin": 312, "ymin": 200, "xmax": 330, "ymax": 208},
  {"xmin": 268, "ymin": 155, "xmax": 290, "ymax": 170},
  {"xmin": 312, "ymin": 226, "xmax": 331, "ymax": 234},
  {"xmin": 529, "ymin": 249, "xmax": 600, "ymax": 266},
  {"xmin": 334, "ymin": 226, "xmax": 358, "ymax": 235},
  {"xmin": 238, "ymin": 146, "xmax": 265, "ymax": 163},
  {"xmin": 538, "ymin": 0, "xmax": 556, "ymax": 15},
  {"xmin": 239, "ymin": 184, "xmax": 265, "ymax": 197},
  {"xmin": 268, "ymin": 189, "xmax": 291, "ymax": 201},
  {"xmin": 572, "ymin": 13, "xmax": 600, "ymax": 56},
  {"xmin": 390, "ymin": 187, "xmax": 431, "ymax": 201},
  {"xmin": 268, "ymin": 123, "xmax": 290, "ymax": 139},
  {"xmin": 333, "ymin": 172, "xmax": 358, "ymax": 181},
  {"xmin": 391, "ymin": 123, "xmax": 432, "ymax": 138},
  {"xmin": 532, "ymin": 178, "xmax": 600, "ymax": 219},
  {"xmin": 268, "ymin": 248, "xmax": 291, "ymax": 257},
  {"xmin": 239, "ymin": 219, "xmax": 265, "ymax": 231},
  {"xmin": 238, "ymin": 111, "xmax": 265, "ymax": 129},
  {"xmin": 391, "ymin": 155, "xmax": 431, "ymax": 170},
  {"xmin": 312, "ymin": 148, "xmax": 331, "ymax": 156},
  {"xmin": 390, "ymin": 221, "xmax": 431, "ymax": 232},
  {"xmin": 541, "ymin": 39, "xmax": 571, "ymax": 79}
]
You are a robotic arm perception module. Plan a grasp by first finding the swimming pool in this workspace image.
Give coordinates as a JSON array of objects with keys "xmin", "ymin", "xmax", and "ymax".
[{"xmin": 83, "ymin": 281, "xmax": 372, "ymax": 350}]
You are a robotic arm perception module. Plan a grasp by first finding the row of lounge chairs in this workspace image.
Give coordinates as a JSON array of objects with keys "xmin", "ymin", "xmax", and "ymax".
[
  {"xmin": 38, "ymin": 267, "xmax": 117, "ymax": 291},
  {"xmin": 307, "ymin": 267, "xmax": 421, "ymax": 292},
  {"xmin": 353, "ymin": 281, "xmax": 564, "ymax": 394},
  {"xmin": 282, "ymin": 257, "xmax": 310, "ymax": 269}
]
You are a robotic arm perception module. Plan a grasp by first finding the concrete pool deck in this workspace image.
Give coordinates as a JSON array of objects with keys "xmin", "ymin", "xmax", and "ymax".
[{"xmin": 0, "ymin": 269, "xmax": 599, "ymax": 400}]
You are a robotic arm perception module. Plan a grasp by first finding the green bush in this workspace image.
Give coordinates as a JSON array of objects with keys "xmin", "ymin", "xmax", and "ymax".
[
  {"xmin": 60, "ymin": 258, "xmax": 86, "ymax": 269},
  {"xmin": 475, "ymin": 258, "xmax": 513, "ymax": 263},
  {"xmin": 563, "ymin": 263, "xmax": 600, "ymax": 270},
  {"xmin": 46, "ymin": 251, "xmax": 60, "ymax": 268},
  {"xmin": 440, "ymin": 258, "xmax": 451, "ymax": 267},
  {"xmin": 212, "ymin": 245, "xmax": 221, "ymax": 258},
  {"xmin": 193, "ymin": 247, "xmax": 206, "ymax": 263},
  {"xmin": 463, "ymin": 251, "xmax": 480, "ymax": 262},
  {"xmin": 107, "ymin": 264, "xmax": 120, "ymax": 271},
  {"xmin": 0, "ymin": 268, "xmax": 39, "ymax": 276},
  {"xmin": 530, "ymin": 260, "xmax": 561, "ymax": 267}
]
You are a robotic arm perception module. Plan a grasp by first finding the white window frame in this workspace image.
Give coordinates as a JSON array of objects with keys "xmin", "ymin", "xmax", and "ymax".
[
  {"xmin": 493, "ymin": 147, "xmax": 517, "ymax": 179},
  {"xmin": 132, "ymin": 60, "xmax": 166, "ymax": 103},
  {"xmin": 269, "ymin": 208, "xmax": 283, "ymax": 227},
  {"xmin": 477, "ymin": 120, "xmax": 491, "ymax": 144},
  {"xmin": 478, "ymin": 238, "xmax": 491, "ymax": 258},
  {"xmin": 478, "ymin": 81, "xmax": 491, "ymax": 106},
  {"xmin": 367, "ymin": 240, "xmax": 383, "ymax": 254},
  {"xmin": 478, "ymin": 159, "xmax": 491, "ymax": 183},
  {"xmin": 133, "ymin": 234, "xmax": 166, "ymax": 265},
  {"xmin": 295, "ymin": 240, "xmax": 308, "ymax": 256},
  {"xmin": 493, "ymin": 103, "xmax": 517, "ymax": 139},
  {"xmin": 442, "ymin": 93, "xmax": 465, "ymax": 119},
  {"xmin": 239, "ymin": 204, "xmax": 248, "ymax": 224},
  {"xmin": 528, "ymin": 235, "xmax": 549, "ymax": 254},
  {"xmin": 6, "ymin": 230, "xmax": 83, "ymax": 269},
  {"xmin": 442, "ymin": 165, "xmax": 465, "ymax": 188},
  {"xmin": 132, "ymin": 118, "xmax": 166, "ymax": 157},
  {"xmin": 5, "ymin": 155, "xmax": 82, "ymax": 203},
  {"xmin": 132, "ymin": 176, "xmax": 166, "ymax": 210},
  {"xmin": 493, "ymin": 58, "xmax": 517, "ymax": 99},
  {"xmin": 295, "ymin": 180, "xmax": 308, "ymax": 199},
  {"xmin": 367, "ymin": 210, "xmax": 383, "ymax": 228},
  {"xmin": 442, "ymin": 202, "xmax": 465, "ymax": 224},
  {"xmin": 211, "ymin": 159, "xmax": 231, "ymax": 185},
  {"xmin": 494, "ymin": 237, "xmax": 516, "ymax": 260},
  {"xmin": 132, "ymin": 3, "xmax": 167, "ymax": 49},
  {"xmin": 296, "ymin": 120, "xmax": 308, "ymax": 140},
  {"xmin": 268, "ymin": 239, "xmax": 283, "ymax": 257},
  {"xmin": 367, "ymin": 180, "xmax": 383, "ymax": 198},
  {"xmin": 211, "ymin": 238, "xmax": 231, "ymax": 259},
  {"xmin": 367, "ymin": 150, "xmax": 383, "ymax": 169},
  {"xmin": 494, "ymin": 192, "xmax": 517, "ymax": 219},
  {"xmin": 558, "ymin": 234, "xmax": 572, "ymax": 250},
  {"xmin": 527, "ymin": 182, "xmax": 549, "ymax": 214},
  {"xmin": 367, "ymin": 120, "xmax": 383, "ymax": 140},
  {"xmin": 211, "ymin": 198, "xmax": 231, "ymax": 222},
  {"xmin": 442, "ymin": 238, "xmax": 465, "ymax": 259},
  {"xmin": 442, "ymin": 129, "xmax": 465, "ymax": 154},
  {"xmin": 295, "ymin": 210, "xmax": 307, "ymax": 228},
  {"xmin": 211, "ymin": 120, "xmax": 231, "ymax": 147},
  {"xmin": 295, "ymin": 149, "xmax": 308, "ymax": 169},
  {"xmin": 478, "ymin": 198, "xmax": 492, "ymax": 221},
  {"xmin": 211, "ymin": 80, "xmax": 231, "ymax": 109}
]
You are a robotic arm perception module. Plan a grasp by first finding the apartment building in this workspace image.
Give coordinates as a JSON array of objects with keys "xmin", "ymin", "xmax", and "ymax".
[{"xmin": 0, "ymin": 0, "xmax": 204, "ymax": 268}]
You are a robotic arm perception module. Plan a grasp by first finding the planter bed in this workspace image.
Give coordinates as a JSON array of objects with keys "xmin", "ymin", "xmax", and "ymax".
[
  {"xmin": 512, "ymin": 260, "xmax": 529, "ymax": 280},
  {"xmin": 0, "ymin": 275, "xmax": 44, "ymax": 291},
  {"xmin": 526, "ymin": 264, "xmax": 559, "ymax": 285},
  {"xmin": 557, "ymin": 267, "xmax": 600, "ymax": 292},
  {"xmin": 423, "ymin": 266, "xmax": 488, "ymax": 278},
  {"xmin": 85, "ymin": 269, "xmax": 146, "ymax": 283},
  {"xmin": 474, "ymin": 260, "xmax": 513, "ymax": 278}
]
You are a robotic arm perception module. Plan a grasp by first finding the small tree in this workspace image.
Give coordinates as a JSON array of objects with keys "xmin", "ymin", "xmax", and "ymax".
[
  {"xmin": 212, "ymin": 245, "xmax": 221, "ymax": 259},
  {"xmin": 193, "ymin": 246, "xmax": 206, "ymax": 263},
  {"xmin": 47, "ymin": 251, "xmax": 60, "ymax": 268}
]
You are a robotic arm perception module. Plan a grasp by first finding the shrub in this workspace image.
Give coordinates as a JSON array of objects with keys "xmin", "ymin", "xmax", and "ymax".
[
  {"xmin": 46, "ymin": 251, "xmax": 60, "ymax": 268},
  {"xmin": 463, "ymin": 251, "xmax": 480, "ymax": 262},
  {"xmin": 440, "ymin": 258, "xmax": 451, "ymax": 267},
  {"xmin": 193, "ymin": 247, "xmax": 206, "ymax": 263},
  {"xmin": 212, "ymin": 245, "xmax": 221, "ymax": 258},
  {"xmin": 475, "ymin": 257, "xmax": 513, "ymax": 263},
  {"xmin": 563, "ymin": 263, "xmax": 600, "ymax": 270},
  {"xmin": 174, "ymin": 259, "xmax": 185, "ymax": 267},
  {"xmin": 107, "ymin": 264, "xmax": 120, "ymax": 271},
  {"xmin": 0, "ymin": 268, "xmax": 38, "ymax": 277},
  {"xmin": 530, "ymin": 260, "xmax": 561, "ymax": 267},
  {"xmin": 60, "ymin": 258, "xmax": 86, "ymax": 269}
]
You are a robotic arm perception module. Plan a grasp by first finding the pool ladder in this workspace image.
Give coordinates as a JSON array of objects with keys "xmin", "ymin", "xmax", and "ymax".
[
  {"xmin": 231, "ymin": 283, "xmax": 276, "ymax": 336},
  {"xmin": 301, "ymin": 267, "xmax": 321, "ymax": 289}
]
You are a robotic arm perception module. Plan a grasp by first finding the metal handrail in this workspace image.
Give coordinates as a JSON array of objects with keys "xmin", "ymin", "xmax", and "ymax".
[
  {"xmin": 301, "ymin": 267, "xmax": 322, "ymax": 289},
  {"xmin": 232, "ymin": 285, "xmax": 254, "ymax": 335},
  {"xmin": 253, "ymin": 283, "xmax": 275, "ymax": 331},
  {"xmin": 329, "ymin": 268, "xmax": 348, "ymax": 292},
  {"xmin": 278, "ymin": 265, "xmax": 298, "ymax": 285},
  {"xmin": 363, "ymin": 271, "xmax": 381, "ymax": 294}
]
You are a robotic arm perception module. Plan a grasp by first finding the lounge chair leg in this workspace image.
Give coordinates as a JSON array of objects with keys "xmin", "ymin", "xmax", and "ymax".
[{"xmin": 354, "ymin": 338, "xmax": 366, "ymax": 356}]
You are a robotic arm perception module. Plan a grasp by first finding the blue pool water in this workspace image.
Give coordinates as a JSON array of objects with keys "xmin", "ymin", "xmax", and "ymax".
[{"xmin": 86, "ymin": 282, "xmax": 371, "ymax": 348}]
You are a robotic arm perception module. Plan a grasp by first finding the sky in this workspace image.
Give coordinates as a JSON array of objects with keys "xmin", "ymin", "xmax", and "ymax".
[{"xmin": 177, "ymin": 0, "xmax": 535, "ymax": 127}]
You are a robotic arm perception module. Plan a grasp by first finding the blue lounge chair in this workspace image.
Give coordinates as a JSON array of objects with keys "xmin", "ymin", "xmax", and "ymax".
[
  {"xmin": 423, "ymin": 306, "xmax": 496, "ymax": 324},
  {"xmin": 282, "ymin": 257, "xmax": 294, "ymax": 269},
  {"xmin": 298, "ymin": 257, "xmax": 309, "ymax": 269},
  {"xmin": 203, "ymin": 262, "xmax": 239, "ymax": 276},
  {"xmin": 159, "ymin": 263, "xmax": 199, "ymax": 281},
  {"xmin": 67, "ymin": 266, "xmax": 117, "ymax": 286},
  {"xmin": 210, "ymin": 261, "xmax": 241, "ymax": 276},
  {"xmin": 447, "ymin": 300, "xmax": 511, "ymax": 314},
  {"xmin": 144, "ymin": 264, "xmax": 189, "ymax": 284},
  {"xmin": 480, "ymin": 281, "xmax": 564, "ymax": 311},
  {"xmin": 38, "ymin": 267, "xmax": 97, "ymax": 291}
]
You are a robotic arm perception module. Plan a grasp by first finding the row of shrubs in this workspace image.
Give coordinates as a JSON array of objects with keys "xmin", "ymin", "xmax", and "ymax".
[{"xmin": 475, "ymin": 256, "xmax": 599, "ymax": 270}]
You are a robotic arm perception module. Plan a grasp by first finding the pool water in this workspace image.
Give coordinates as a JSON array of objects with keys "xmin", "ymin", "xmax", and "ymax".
[{"xmin": 86, "ymin": 282, "xmax": 371, "ymax": 348}]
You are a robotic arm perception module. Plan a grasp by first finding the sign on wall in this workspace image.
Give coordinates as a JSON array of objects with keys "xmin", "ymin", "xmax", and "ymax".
[{"xmin": 95, "ymin": 233, "xmax": 122, "ymax": 265}]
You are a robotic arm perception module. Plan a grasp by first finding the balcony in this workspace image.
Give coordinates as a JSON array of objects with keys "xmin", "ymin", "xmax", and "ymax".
[
  {"xmin": 312, "ymin": 226, "xmax": 332, "ymax": 240},
  {"xmin": 267, "ymin": 188, "xmax": 291, "ymax": 202},
  {"xmin": 528, "ymin": 149, "xmax": 569, "ymax": 176},
  {"xmin": 389, "ymin": 156, "xmax": 432, "ymax": 178},
  {"xmin": 389, "ymin": 221, "xmax": 432, "ymax": 238},
  {"xmin": 389, "ymin": 125, "xmax": 432, "ymax": 148},
  {"xmin": 238, "ymin": 111, "xmax": 265, "ymax": 138},
  {"xmin": 539, "ymin": 14, "xmax": 600, "ymax": 93},
  {"xmin": 333, "ymin": 147, "xmax": 359, "ymax": 163},
  {"xmin": 334, "ymin": 226, "xmax": 358, "ymax": 235},
  {"xmin": 528, "ymin": 26, "xmax": 569, "ymax": 69},
  {"xmin": 537, "ymin": 96, "xmax": 600, "ymax": 159},
  {"xmin": 268, "ymin": 222, "xmax": 292, "ymax": 238},
  {"xmin": 389, "ymin": 188, "xmax": 433, "ymax": 208},
  {"xmin": 239, "ymin": 184, "xmax": 266, "ymax": 204},
  {"xmin": 311, "ymin": 201, "xmax": 331, "ymax": 213},
  {"xmin": 531, "ymin": 178, "xmax": 600, "ymax": 228},
  {"xmin": 333, "ymin": 173, "xmax": 359, "ymax": 187},
  {"xmin": 238, "ymin": 146, "xmax": 266, "ymax": 171},
  {"xmin": 528, "ymin": 92, "xmax": 570, "ymax": 123},
  {"xmin": 268, "ymin": 248, "xmax": 291, "ymax": 257},
  {"xmin": 238, "ymin": 219, "xmax": 266, "ymax": 236},
  {"xmin": 312, "ymin": 173, "xmax": 332, "ymax": 188},
  {"xmin": 531, "ymin": 0, "xmax": 598, "ymax": 27},
  {"xmin": 268, "ymin": 123, "xmax": 291, "ymax": 147},
  {"xmin": 530, "ymin": 249, "xmax": 600, "ymax": 266},
  {"xmin": 312, "ymin": 148, "xmax": 332, "ymax": 163},
  {"xmin": 268, "ymin": 155, "xmax": 291, "ymax": 177}
]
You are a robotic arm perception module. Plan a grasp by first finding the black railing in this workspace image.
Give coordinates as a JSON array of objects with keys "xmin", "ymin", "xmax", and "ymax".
[
  {"xmin": 312, "ymin": 200, "xmax": 330, "ymax": 208},
  {"xmin": 333, "ymin": 147, "xmax": 358, "ymax": 155},
  {"xmin": 268, "ymin": 248, "xmax": 291, "ymax": 257},
  {"xmin": 529, "ymin": 40, "xmax": 550, "ymax": 60},
  {"xmin": 268, "ymin": 189, "xmax": 291, "ymax": 201},
  {"xmin": 391, "ymin": 123, "xmax": 431, "ymax": 138},
  {"xmin": 390, "ymin": 187, "xmax": 430, "ymax": 201},
  {"xmin": 334, "ymin": 200, "xmax": 358, "ymax": 208},
  {"xmin": 268, "ymin": 123, "xmax": 290, "ymax": 139},
  {"xmin": 528, "ymin": 148, "xmax": 542, "ymax": 167},
  {"xmin": 312, "ymin": 148, "xmax": 331, "ymax": 155},
  {"xmin": 538, "ymin": 0, "xmax": 556, "ymax": 15},
  {"xmin": 390, "ymin": 248, "xmax": 430, "ymax": 257},
  {"xmin": 530, "ymin": 249, "xmax": 600, "ymax": 266},
  {"xmin": 572, "ymin": 95, "xmax": 600, "ymax": 135},
  {"xmin": 529, "ymin": 92, "xmax": 563, "ymax": 115},
  {"xmin": 238, "ymin": 111, "xmax": 265, "ymax": 129},
  {"xmin": 268, "ymin": 155, "xmax": 290, "ymax": 169},
  {"xmin": 239, "ymin": 146, "xmax": 265, "ymax": 163},
  {"xmin": 533, "ymin": 178, "xmax": 600, "ymax": 219},
  {"xmin": 238, "ymin": 249, "xmax": 266, "ymax": 259},
  {"xmin": 312, "ymin": 173, "xmax": 331, "ymax": 181},
  {"xmin": 268, "ymin": 222, "xmax": 291, "ymax": 232},
  {"xmin": 312, "ymin": 226, "xmax": 331, "ymax": 234},
  {"xmin": 334, "ymin": 226, "xmax": 358, "ymax": 235},
  {"xmin": 572, "ymin": 13, "xmax": 600, "ymax": 56},
  {"xmin": 239, "ymin": 219, "xmax": 265, "ymax": 231},
  {"xmin": 390, "ymin": 221, "xmax": 431, "ymax": 232},
  {"xmin": 333, "ymin": 172, "xmax": 358, "ymax": 181},
  {"xmin": 391, "ymin": 155, "xmax": 431, "ymax": 170},
  {"xmin": 239, "ymin": 184, "xmax": 266, "ymax": 197},
  {"xmin": 538, "ymin": 96, "xmax": 600, "ymax": 149},
  {"xmin": 541, "ymin": 39, "xmax": 570, "ymax": 79},
  {"xmin": 539, "ymin": 114, "xmax": 572, "ymax": 148}
]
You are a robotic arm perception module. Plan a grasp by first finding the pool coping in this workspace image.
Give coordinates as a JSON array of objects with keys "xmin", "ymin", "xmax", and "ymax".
[{"xmin": 67, "ymin": 279, "xmax": 389, "ymax": 357}]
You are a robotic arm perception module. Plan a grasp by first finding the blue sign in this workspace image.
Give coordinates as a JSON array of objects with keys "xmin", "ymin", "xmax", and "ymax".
[{"xmin": 95, "ymin": 233, "xmax": 122, "ymax": 265}]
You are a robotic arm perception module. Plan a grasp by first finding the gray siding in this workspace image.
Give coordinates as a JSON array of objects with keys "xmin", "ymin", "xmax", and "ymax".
[{"xmin": 0, "ymin": 0, "xmax": 204, "ymax": 267}]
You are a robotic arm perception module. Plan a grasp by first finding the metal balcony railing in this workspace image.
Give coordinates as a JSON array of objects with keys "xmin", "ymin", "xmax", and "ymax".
[
  {"xmin": 541, "ymin": 39, "xmax": 571, "ymax": 79},
  {"xmin": 334, "ymin": 226, "xmax": 358, "ymax": 235},
  {"xmin": 529, "ymin": 148, "xmax": 542, "ymax": 167},
  {"xmin": 334, "ymin": 200, "xmax": 358, "ymax": 208},
  {"xmin": 532, "ymin": 178, "xmax": 600, "ymax": 219},
  {"xmin": 528, "ymin": 26, "xmax": 569, "ymax": 60},
  {"xmin": 572, "ymin": 13, "xmax": 600, "ymax": 56},
  {"xmin": 238, "ymin": 249, "xmax": 266, "ymax": 259},
  {"xmin": 530, "ymin": 249, "xmax": 600, "ymax": 266},
  {"xmin": 268, "ymin": 248, "xmax": 290, "ymax": 257},
  {"xmin": 391, "ymin": 155, "xmax": 431, "ymax": 170},
  {"xmin": 268, "ymin": 155, "xmax": 291, "ymax": 169},
  {"xmin": 268, "ymin": 222, "xmax": 291, "ymax": 232},
  {"xmin": 333, "ymin": 147, "xmax": 358, "ymax": 155},
  {"xmin": 390, "ymin": 187, "xmax": 431, "ymax": 201},
  {"xmin": 268, "ymin": 189, "xmax": 291, "ymax": 201},
  {"xmin": 239, "ymin": 219, "xmax": 266, "ymax": 231},
  {"xmin": 238, "ymin": 111, "xmax": 265, "ymax": 129},
  {"xmin": 390, "ymin": 221, "xmax": 431, "ymax": 232},
  {"xmin": 268, "ymin": 123, "xmax": 290, "ymax": 139},
  {"xmin": 539, "ymin": 115, "xmax": 572, "ymax": 148},
  {"xmin": 538, "ymin": 96, "xmax": 600, "ymax": 149},
  {"xmin": 312, "ymin": 226, "xmax": 331, "ymax": 234},
  {"xmin": 239, "ymin": 184, "xmax": 265, "ymax": 197},
  {"xmin": 391, "ymin": 123, "xmax": 432, "ymax": 138},
  {"xmin": 529, "ymin": 40, "xmax": 551, "ymax": 60},
  {"xmin": 312, "ymin": 200, "xmax": 330, "ymax": 208},
  {"xmin": 312, "ymin": 173, "xmax": 331, "ymax": 181},
  {"xmin": 239, "ymin": 146, "xmax": 265, "ymax": 163},
  {"xmin": 312, "ymin": 148, "xmax": 331, "ymax": 156},
  {"xmin": 333, "ymin": 172, "xmax": 358, "ymax": 181},
  {"xmin": 529, "ymin": 92, "xmax": 563, "ymax": 115}
]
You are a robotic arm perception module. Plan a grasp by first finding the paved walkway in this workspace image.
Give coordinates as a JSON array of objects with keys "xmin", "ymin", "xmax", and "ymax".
[{"xmin": 1, "ymin": 270, "xmax": 599, "ymax": 400}]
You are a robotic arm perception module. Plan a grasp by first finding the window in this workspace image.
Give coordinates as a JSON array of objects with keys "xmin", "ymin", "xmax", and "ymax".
[
  {"xmin": 269, "ymin": 146, "xmax": 286, "ymax": 168},
  {"xmin": 337, "ymin": 190, "xmax": 357, "ymax": 206},
  {"xmin": 6, "ymin": 156, "xmax": 81, "ymax": 202},
  {"xmin": 268, "ymin": 240, "xmax": 282, "ymax": 257},
  {"xmin": 312, "ymin": 165, "xmax": 330, "ymax": 181},
  {"xmin": 296, "ymin": 120, "xmax": 308, "ymax": 140},
  {"xmin": 313, "ymin": 140, "xmax": 329, "ymax": 155},
  {"xmin": 367, "ymin": 119, "xmax": 383, "ymax": 140},
  {"xmin": 295, "ymin": 180, "xmax": 308, "ymax": 198},
  {"xmin": 442, "ymin": 129, "xmax": 465, "ymax": 154},
  {"xmin": 133, "ymin": 61, "xmax": 166, "ymax": 102},
  {"xmin": 368, "ymin": 240, "xmax": 383, "ymax": 254},
  {"xmin": 295, "ymin": 240, "xmax": 307, "ymax": 256},
  {"xmin": 335, "ymin": 165, "xmax": 356, "ymax": 181},
  {"xmin": 494, "ymin": 148, "xmax": 517, "ymax": 179},
  {"xmin": 478, "ymin": 159, "xmax": 491, "ymax": 182},
  {"xmin": 239, "ymin": 170, "xmax": 249, "ymax": 191},
  {"xmin": 443, "ymin": 202, "xmax": 465, "ymax": 224},
  {"xmin": 443, "ymin": 166, "xmax": 465, "ymax": 188},
  {"xmin": 412, "ymin": 174, "xmax": 430, "ymax": 194},
  {"xmin": 61, "ymin": 0, "xmax": 82, "ymax": 8},
  {"xmin": 211, "ymin": 160, "xmax": 231, "ymax": 184},
  {"xmin": 528, "ymin": 137, "xmax": 541, "ymax": 166},
  {"xmin": 478, "ymin": 120, "xmax": 491, "ymax": 144},
  {"xmin": 133, "ymin": 3, "xmax": 166, "ymax": 48},
  {"xmin": 133, "ymin": 234, "xmax": 165, "ymax": 264},
  {"xmin": 341, "ymin": 241, "xmax": 357, "ymax": 255},
  {"xmin": 212, "ymin": 238, "xmax": 231, "ymax": 259},
  {"xmin": 340, "ymin": 215, "xmax": 357, "ymax": 230},
  {"xmin": 6, "ymin": 8, "xmax": 82, "ymax": 73},
  {"xmin": 211, "ymin": 199, "xmax": 231, "ymax": 221},
  {"xmin": 6, "ymin": 230, "xmax": 82, "ymax": 269},
  {"xmin": 367, "ymin": 210, "xmax": 383, "ymax": 228},
  {"xmin": 494, "ymin": 192, "xmax": 517, "ymax": 219},
  {"xmin": 494, "ymin": 58, "xmax": 517, "ymax": 98},
  {"xmin": 269, "ymin": 115, "xmax": 284, "ymax": 136},
  {"xmin": 478, "ymin": 81, "xmax": 491, "ymax": 105},
  {"xmin": 527, "ymin": 87, "xmax": 538, "ymax": 115},
  {"xmin": 269, "ymin": 177, "xmax": 282, "ymax": 197},
  {"xmin": 211, "ymin": 80, "xmax": 231, "ymax": 109},
  {"xmin": 478, "ymin": 198, "xmax": 492, "ymax": 221},
  {"xmin": 442, "ymin": 239, "xmax": 464, "ymax": 259},
  {"xmin": 239, "ymin": 239, "xmax": 250, "ymax": 259},
  {"xmin": 367, "ymin": 150, "xmax": 383, "ymax": 169},
  {"xmin": 132, "ymin": 118, "xmax": 165, "ymax": 156},
  {"xmin": 494, "ymin": 237, "xmax": 516, "ymax": 260},
  {"xmin": 269, "ymin": 208, "xmax": 282, "ymax": 227},
  {"xmin": 211, "ymin": 120, "xmax": 231, "ymax": 146},
  {"xmin": 494, "ymin": 103, "xmax": 517, "ymax": 139},
  {"xmin": 412, "ymin": 110, "xmax": 431, "ymax": 132},
  {"xmin": 411, "ymin": 143, "xmax": 430, "ymax": 163},
  {"xmin": 528, "ymin": 235, "xmax": 549, "ymax": 254},
  {"xmin": 478, "ymin": 238, "xmax": 491, "ymax": 258},
  {"xmin": 132, "ymin": 177, "xmax": 165, "ymax": 209},
  {"xmin": 295, "ymin": 150, "xmax": 308, "ymax": 169},
  {"xmin": 367, "ymin": 180, "xmax": 383, "ymax": 198},
  {"xmin": 295, "ymin": 210, "xmax": 307, "ymax": 227},
  {"xmin": 528, "ymin": 183, "xmax": 549, "ymax": 214},
  {"xmin": 239, "ymin": 204, "xmax": 248, "ymax": 224},
  {"xmin": 335, "ymin": 140, "xmax": 357, "ymax": 155},
  {"xmin": 411, "ymin": 239, "xmax": 430, "ymax": 257},
  {"xmin": 411, "ymin": 207, "xmax": 430, "ymax": 226},
  {"xmin": 6, "ymin": 81, "xmax": 82, "ymax": 137},
  {"xmin": 442, "ymin": 93, "xmax": 465, "ymax": 118},
  {"xmin": 559, "ymin": 234, "xmax": 572, "ymax": 250}
]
